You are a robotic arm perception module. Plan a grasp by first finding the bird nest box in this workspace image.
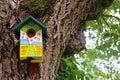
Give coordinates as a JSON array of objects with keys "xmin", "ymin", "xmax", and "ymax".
[{"xmin": 13, "ymin": 16, "xmax": 47, "ymax": 63}]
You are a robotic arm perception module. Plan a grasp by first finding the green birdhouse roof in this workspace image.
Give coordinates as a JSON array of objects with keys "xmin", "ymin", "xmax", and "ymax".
[{"xmin": 13, "ymin": 15, "xmax": 47, "ymax": 38}]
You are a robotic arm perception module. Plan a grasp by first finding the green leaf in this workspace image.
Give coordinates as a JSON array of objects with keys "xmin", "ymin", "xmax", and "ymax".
[
  {"xmin": 96, "ymin": 44, "xmax": 106, "ymax": 51},
  {"xmin": 110, "ymin": 49, "xmax": 118, "ymax": 57},
  {"xmin": 103, "ymin": 32, "xmax": 110, "ymax": 39},
  {"xmin": 64, "ymin": 60, "xmax": 73, "ymax": 67},
  {"xmin": 117, "ymin": 42, "xmax": 120, "ymax": 50}
]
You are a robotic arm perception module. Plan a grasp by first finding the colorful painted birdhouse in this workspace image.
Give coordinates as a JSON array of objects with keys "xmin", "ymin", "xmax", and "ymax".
[{"xmin": 13, "ymin": 16, "xmax": 47, "ymax": 63}]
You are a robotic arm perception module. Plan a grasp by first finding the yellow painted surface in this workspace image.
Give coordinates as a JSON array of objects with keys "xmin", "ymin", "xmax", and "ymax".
[
  {"xmin": 33, "ymin": 45, "xmax": 43, "ymax": 56},
  {"xmin": 31, "ymin": 60, "xmax": 43, "ymax": 63},
  {"xmin": 20, "ymin": 45, "xmax": 29, "ymax": 60},
  {"xmin": 20, "ymin": 44, "xmax": 43, "ymax": 60},
  {"xmin": 20, "ymin": 57, "xmax": 27, "ymax": 60}
]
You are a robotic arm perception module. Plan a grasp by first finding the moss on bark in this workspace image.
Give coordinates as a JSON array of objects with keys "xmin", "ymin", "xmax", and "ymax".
[{"xmin": 22, "ymin": 0, "xmax": 56, "ymax": 18}]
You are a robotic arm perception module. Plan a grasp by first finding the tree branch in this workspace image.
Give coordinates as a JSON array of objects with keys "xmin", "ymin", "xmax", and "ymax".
[
  {"xmin": 102, "ymin": 16, "xmax": 110, "ymax": 28},
  {"xmin": 101, "ymin": 16, "xmax": 112, "ymax": 32},
  {"xmin": 102, "ymin": 14, "xmax": 120, "ymax": 21}
]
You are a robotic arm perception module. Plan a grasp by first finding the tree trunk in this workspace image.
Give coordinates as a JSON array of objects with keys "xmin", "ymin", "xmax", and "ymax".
[{"xmin": 0, "ymin": 0, "xmax": 113, "ymax": 80}]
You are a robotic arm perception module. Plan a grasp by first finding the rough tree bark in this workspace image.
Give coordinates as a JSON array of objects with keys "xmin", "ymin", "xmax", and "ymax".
[{"xmin": 0, "ymin": 0, "xmax": 113, "ymax": 80}]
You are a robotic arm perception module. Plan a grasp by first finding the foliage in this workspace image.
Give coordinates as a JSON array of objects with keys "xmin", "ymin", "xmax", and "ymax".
[
  {"xmin": 57, "ymin": 0, "xmax": 120, "ymax": 80},
  {"xmin": 56, "ymin": 57, "xmax": 91, "ymax": 80}
]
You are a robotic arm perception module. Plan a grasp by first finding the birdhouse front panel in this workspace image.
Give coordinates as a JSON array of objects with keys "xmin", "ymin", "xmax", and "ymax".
[{"xmin": 20, "ymin": 21, "xmax": 43, "ymax": 63}]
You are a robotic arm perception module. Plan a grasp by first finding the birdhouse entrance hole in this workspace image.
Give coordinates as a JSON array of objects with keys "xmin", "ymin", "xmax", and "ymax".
[{"xmin": 26, "ymin": 29, "xmax": 36, "ymax": 38}]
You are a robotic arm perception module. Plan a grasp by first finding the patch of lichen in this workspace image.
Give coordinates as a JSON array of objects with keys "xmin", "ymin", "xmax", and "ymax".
[{"xmin": 22, "ymin": 0, "xmax": 56, "ymax": 18}]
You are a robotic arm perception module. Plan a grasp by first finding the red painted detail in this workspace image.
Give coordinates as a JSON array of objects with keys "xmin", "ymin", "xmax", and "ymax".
[
  {"xmin": 29, "ymin": 63, "xmax": 36, "ymax": 74},
  {"xmin": 28, "ymin": 57, "xmax": 37, "ymax": 74},
  {"xmin": 38, "ymin": 33, "xmax": 40, "ymax": 35},
  {"xmin": 22, "ymin": 36, "xmax": 24, "ymax": 39},
  {"xmin": 26, "ymin": 29, "xmax": 36, "ymax": 38}
]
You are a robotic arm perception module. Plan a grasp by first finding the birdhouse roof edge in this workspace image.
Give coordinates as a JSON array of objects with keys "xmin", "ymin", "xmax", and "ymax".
[{"xmin": 12, "ymin": 15, "xmax": 48, "ymax": 37}]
